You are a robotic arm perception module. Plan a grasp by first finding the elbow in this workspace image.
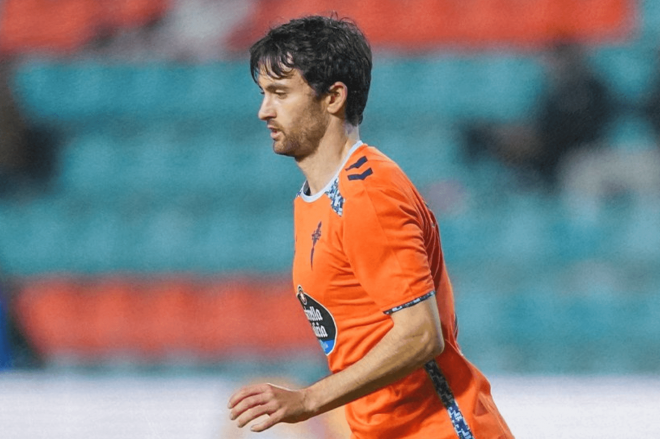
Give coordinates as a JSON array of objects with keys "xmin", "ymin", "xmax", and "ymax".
[
  {"xmin": 429, "ymin": 332, "xmax": 445, "ymax": 358},
  {"xmin": 418, "ymin": 328, "xmax": 444, "ymax": 362}
]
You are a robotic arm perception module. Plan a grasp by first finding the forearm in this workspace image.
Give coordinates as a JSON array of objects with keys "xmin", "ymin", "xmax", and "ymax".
[
  {"xmin": 303, "ymin": 314, "xmax": 443, "ymax": 417},
  {"xmin": 228, "ymin": 300, "xmax": 444, "ymax": 432}
]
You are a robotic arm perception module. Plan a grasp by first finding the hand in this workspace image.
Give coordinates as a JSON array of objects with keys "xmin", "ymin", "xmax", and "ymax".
[{"xmin": 228, "ymin": 383, "xmax": 313, "ymax": 432}]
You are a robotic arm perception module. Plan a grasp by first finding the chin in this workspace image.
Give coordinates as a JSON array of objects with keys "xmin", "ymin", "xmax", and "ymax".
[
  {"xmin": 271, "ymin": 138, "xmax": 297, "ymax": 156},
  {"xmin": 272, "ymin": 142, "xmax": 293, "ymax": 157}
]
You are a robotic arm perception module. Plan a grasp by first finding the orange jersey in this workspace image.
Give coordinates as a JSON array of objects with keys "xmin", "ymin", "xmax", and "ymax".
[{"xmin": 293, "ymin": 142, "xmax": 513, "ymax": 439}]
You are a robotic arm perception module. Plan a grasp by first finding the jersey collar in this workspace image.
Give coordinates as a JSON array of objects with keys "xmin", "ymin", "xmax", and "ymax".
[{"xmin": 299, "ymin": 140, "xmax": 364, "ymax": 203}]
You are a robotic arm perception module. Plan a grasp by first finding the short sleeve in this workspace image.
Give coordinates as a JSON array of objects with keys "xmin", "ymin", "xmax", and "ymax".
[{"xmin": 342, "ymin": 176, "xmax": 436, "ymax": 313}]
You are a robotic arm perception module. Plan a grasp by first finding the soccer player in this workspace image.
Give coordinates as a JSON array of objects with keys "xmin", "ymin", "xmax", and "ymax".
[{"xmin": 228, "ymin": 14, "xmax": 514, "ymax": 439}]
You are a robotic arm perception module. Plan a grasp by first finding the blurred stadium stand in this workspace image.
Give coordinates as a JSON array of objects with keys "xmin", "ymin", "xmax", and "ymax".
[
  {"xmin": 0, "ymin": 0, "xmax": 658, "ymax": 376},
  {"xmin": 0, "ymin": 0, "xmax": 168, "ymax": 55}
]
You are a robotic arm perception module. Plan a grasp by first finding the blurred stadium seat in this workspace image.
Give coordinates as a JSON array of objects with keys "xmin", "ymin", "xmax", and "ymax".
[{"xmin": 0, "ymin": 0, "xmax": 168, "ymax": 55}]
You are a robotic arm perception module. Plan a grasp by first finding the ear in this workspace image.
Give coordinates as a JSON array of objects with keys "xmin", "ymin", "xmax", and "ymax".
[{"xmin": 325, "ymin": 82, "xmax": 348, "ymax": 117}]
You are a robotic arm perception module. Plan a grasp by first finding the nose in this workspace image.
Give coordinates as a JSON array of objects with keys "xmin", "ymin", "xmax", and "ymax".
[{"xmin": 258, "ymin": 95, "xmax": 274, "ymax": 121}]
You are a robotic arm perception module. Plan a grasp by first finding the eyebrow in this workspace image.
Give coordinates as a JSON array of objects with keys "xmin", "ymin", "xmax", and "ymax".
[{"xmin": 261, "ymin": 81, "xmax": 291, "ymax": 92}]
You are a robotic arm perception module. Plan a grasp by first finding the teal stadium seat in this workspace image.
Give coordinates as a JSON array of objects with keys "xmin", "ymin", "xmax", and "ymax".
[
  {"xmin": 196, "ymin": 209, "xmax": 271, "ymax": 272},
  {"xmin": 591, "ymin": 45, "xmax": 656, "ymax": 102},
  {"xmin": 134, "ymin": 204, "xmax": 197, "ymax": 271},
  {"xmin": 57, "ymin": 129, "xmax": 126, "ymax": 196},
  {"xmin": 479, "ymin": 54, "xmax": 545, "ymax": 121},
  {"xmin": 495, "ymin": 193, "xmax": 554, "ymax": 264},
  {"xmin": 616, "ymin": 203, "xmax": 660, "ymax": 261},
  {"xmin": 437, "ymin": 56, "xmax": 499, "ymax": 120},
  {"xmin": 112, "ymin": 64, "xmax": 172, "ymax": 116},
  {"xmin": 453, "ymin": 288, "xmax": 508, "ymax": 372},
  {"xmin": 1, "ymin": 198, "xmax": 73, "ymax": 274},
  {"xmin": 14, "ymin": 62, "xmax": 98, "ymax": 121},
  {"xmin": 604, "ymin": 114, "xmax": 658, "ymax": 151},
  {"xmin": 186, "ymin": 63, "xmax": 260, "ymax": 119},
  {"xmin": 641, "ymin": 0, "xmax": 660, "ymax": 39},
  {"xmin": 369, "ymin": 54, "xmax": 543, "ymax": 122},
  {"xmin": 116, "ymin": 122, "xmax": 184, "ymax": 195},
  {"xmin": 63, "ymin": 203, "xmax": 124, "ymax": 273}
]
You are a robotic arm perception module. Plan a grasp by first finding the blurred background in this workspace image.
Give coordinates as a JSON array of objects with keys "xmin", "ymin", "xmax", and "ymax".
[{"xmin": 1, "ymin": 0, "xmax": 659, "ymax": 438}]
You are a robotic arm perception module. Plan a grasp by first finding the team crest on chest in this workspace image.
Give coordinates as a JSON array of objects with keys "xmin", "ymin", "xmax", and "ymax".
[{"xmin": 310, "ymin": 221, "xmax": 322, "ymax": 269}]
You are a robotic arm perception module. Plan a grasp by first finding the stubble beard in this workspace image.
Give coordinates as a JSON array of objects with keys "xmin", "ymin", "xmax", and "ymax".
[{"xmin": 273, "ymin": 108, "xmax": 329, "ymax": 161}]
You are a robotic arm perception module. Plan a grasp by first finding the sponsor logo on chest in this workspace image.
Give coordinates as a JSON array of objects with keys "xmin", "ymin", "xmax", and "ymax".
[{"xmin": 296, "ymin": 285, "xmax": 337, "ymax": 355}]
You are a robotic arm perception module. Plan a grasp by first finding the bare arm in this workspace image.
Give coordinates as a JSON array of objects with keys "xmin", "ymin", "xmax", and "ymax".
[{"xmin": 228, "ymin": 296, "xmax": 444, "ymax": 432}]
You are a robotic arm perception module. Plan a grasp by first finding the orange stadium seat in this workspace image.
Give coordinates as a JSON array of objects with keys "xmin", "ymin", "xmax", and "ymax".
[
  {"xmin": 81, "ymin": 278, "xmax": 138, "ymax": 356},
  {"xmin": 227, "ymin": 0, "xmax": 635, "ymax": 51},
  {"xmin": 132, "ymin": 277, "xmax": 196, "ymax": 357},
  {"xmin": 185, "ymin": 281, "xmax": 230, "ymax": 357},
  {"xmin": 0, "ymin": 0, "xmax": 96, "ymax": 55},
  {"xmin": 14, "ymin": 278, "xmax": 82, "ymax": 355},
  {"xmin": 13, "ymin": 276, "xmax": 320, "ymax": 361},
  {"xmin": 100, "ymin": 0, "xmax": 169, "ymax": 29},
  {"xmin": 211, "ymin": 280, "xmax": 259, "ymax": 353},
  {"xmin": 0, "ymin": 0, "xmax": 169, "ymax": 55},
  {"xmin": 250, "ymin": 278, "xmax": 319, "ymax": 354}
]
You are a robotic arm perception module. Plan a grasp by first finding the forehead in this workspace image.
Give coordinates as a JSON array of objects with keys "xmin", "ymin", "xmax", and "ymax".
[{"xmin": 256, "ymin": 66, "xmax": 308, "ymax": 90}]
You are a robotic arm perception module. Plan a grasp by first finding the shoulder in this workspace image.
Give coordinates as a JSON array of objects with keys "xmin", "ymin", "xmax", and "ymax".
[
  {"xmin": 339, "ymin": 145, "xmax": 409, "ymax": 195},
  {"xmin": 338, "ymin": 145, "xmax": 423, "ymax": 222}
]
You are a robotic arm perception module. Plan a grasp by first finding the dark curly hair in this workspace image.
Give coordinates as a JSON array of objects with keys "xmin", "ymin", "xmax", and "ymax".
[{"xmin": 249, "ymin": 14, "xmax": 372, "ymax": 126}]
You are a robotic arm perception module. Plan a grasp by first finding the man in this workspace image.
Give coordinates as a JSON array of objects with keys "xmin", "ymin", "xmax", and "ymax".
[{"xmin": 229, "ymin": 15, "xmax": 514, "ymax": 439}]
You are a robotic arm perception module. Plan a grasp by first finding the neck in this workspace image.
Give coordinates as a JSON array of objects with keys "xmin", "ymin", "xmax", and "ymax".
[{"xmin": 297, "ymin": 122, "xmax": 360, "ymax": 195}]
